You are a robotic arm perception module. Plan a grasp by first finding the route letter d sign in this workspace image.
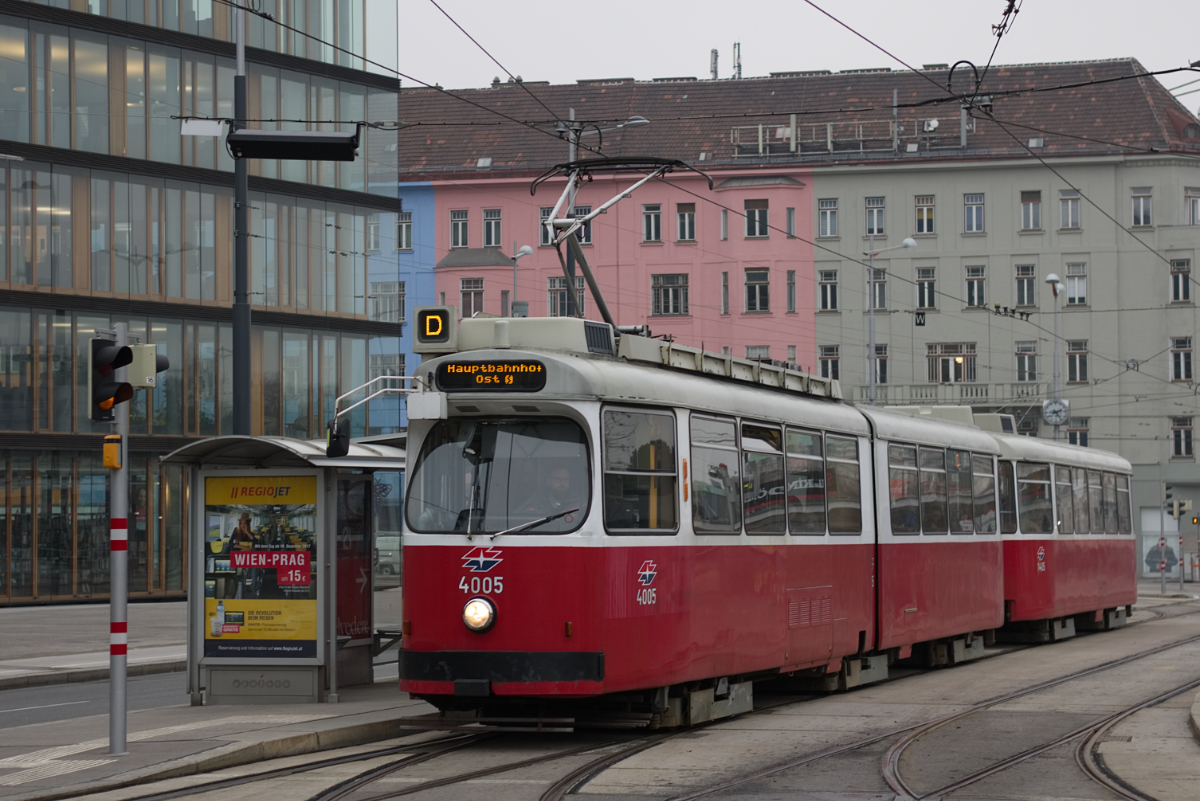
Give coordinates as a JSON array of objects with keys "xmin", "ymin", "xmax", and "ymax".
[{"xmin": 413, "ymin": 306, "xmax": 458, "ymax": 354}]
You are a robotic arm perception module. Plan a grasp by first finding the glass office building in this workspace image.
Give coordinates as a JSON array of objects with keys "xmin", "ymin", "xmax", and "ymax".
[{"xmin": 0, "ymin": 0, "xmax": 402, "ymax": 604}]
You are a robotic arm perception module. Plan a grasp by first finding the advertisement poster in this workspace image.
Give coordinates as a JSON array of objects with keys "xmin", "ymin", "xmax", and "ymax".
[
  {"xmin": 336, "ymin": 477, "xmax": 373, "ymax": 641},
  {"xmin": 203, "ymin": 475, "xmax": 318, "ymax": 658}
]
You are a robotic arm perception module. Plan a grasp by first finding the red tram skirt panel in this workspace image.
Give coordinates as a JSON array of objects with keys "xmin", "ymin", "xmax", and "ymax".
[
  {"xmin": 876, "ymin": 540, "xmax": 1005, "ymax": 651},
  {"xmin": 399, "ymin": 542, "xmax": 875, "ymax": 698},
  {"xmin": 1003, "ymin": 537, "xmax": 1136, "ymax": 622}
]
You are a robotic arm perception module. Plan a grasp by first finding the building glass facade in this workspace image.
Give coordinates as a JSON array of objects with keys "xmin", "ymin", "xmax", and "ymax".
[{"xmin": 0, "ymin": 0, "xmax": 401, "ymax": 604}]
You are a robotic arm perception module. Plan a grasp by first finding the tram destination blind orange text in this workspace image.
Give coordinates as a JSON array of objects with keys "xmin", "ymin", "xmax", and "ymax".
[{"xmin": 436, "ymin": 360, "xmax": 547, "ymax": 392}]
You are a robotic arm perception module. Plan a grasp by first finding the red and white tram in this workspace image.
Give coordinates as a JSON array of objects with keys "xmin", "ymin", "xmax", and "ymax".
[{"xmin": 396, "ymin": 314, "xmax": 1135, "ymax": 725}]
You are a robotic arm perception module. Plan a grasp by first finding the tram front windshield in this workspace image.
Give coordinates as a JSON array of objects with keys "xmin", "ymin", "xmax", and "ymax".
[{"xmin": 406, "ymin": 417, "xmax": 590, "ymax": 535}]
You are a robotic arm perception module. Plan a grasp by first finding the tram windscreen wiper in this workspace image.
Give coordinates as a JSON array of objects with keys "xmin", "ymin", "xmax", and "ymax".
[{"xmin": 490, "ymin": 507, "xmax": 580, "ymax": 539}]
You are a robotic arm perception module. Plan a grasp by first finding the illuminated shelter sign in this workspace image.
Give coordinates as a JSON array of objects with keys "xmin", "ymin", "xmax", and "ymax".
[
  {"xmin": 436, "ymin": 361, "xmax": 547, "ymax": 392},
  {"xmin": 203, "ymin": 475, "xmax": 318, "ymax": 659}
]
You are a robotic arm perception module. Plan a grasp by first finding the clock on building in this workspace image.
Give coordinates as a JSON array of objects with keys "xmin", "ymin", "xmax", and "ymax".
[{"xmin": 1042, "ymin": 399, "xmax": 1070, "ymax": 426}]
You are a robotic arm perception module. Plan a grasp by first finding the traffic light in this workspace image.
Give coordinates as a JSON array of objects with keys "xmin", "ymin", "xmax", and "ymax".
[
  {"xmin": 126, "ymin": 344, "xmax": 170, "ymax": 388},
  {"xmin": 1164, "ymin": 483, "xmax": 1174, "ymax": 502},
  {"xmin": 88, "ymin": 338, "xmax": 133, "ymax": 421},
  {"xmin": 1191, "ymin": 515, "xmax": 1198, "ymax": 526}
]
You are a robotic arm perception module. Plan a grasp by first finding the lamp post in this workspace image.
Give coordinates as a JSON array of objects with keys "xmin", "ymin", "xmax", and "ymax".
[
  {"xmin": 865, "ymin": 236, "xmax": 917, "ymax": 405},
  {"xmin": 555, "ymin": 110, "xmax": 650, "ymax": 316},
  {"xmin": 511, "ymin": 241, "xmax": 533, "ymax": 317},
  {"xmin": 1045, "ymin": 272, "xmax": 1065, "ymax": 439}
]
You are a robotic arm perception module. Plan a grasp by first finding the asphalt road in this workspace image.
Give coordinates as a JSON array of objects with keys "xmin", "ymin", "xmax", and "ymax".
[{"xmin": 0, "ymin": 671, "xmax": 190, "ymax": 728}]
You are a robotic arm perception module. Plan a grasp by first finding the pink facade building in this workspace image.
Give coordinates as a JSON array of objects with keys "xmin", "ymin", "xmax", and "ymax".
[{"xmin": 430, "ymin": 169, "xmax": 817, "ymax": 368}]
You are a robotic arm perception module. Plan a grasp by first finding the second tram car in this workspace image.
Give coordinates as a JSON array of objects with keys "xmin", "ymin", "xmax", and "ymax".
[{"xmin": 397, "ymin": 314, "xmax": 1135, "ymax": 726}]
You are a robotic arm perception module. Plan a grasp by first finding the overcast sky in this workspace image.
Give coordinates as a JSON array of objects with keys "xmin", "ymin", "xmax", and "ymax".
[{"xmin": 381, "ymin": 1, "xmax": 1200, "ymax": 111}]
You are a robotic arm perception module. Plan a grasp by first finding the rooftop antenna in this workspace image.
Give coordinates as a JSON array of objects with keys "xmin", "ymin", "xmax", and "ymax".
[
  {"xmin": 733, "ymin": 42, "xmax": 742, "ymax": 79},
  {"xmin": 710, "ymin": 49, "xmax": 719, "ymax": 80}
]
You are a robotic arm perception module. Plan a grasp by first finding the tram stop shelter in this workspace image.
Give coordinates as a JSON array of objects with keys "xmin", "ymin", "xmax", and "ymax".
[{"xmin": 163, "ymin": 435, "xmax": 405, "ymax": 705}]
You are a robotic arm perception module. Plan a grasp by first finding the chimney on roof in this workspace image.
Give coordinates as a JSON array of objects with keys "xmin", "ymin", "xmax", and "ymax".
[
  {"xmin": 492, "ymin": 76, "xmax": 500, "ymax": 87},
  {"xmin": 710, "ymin": 49, "xmax": 719, "ymax": 80},
  {"xmin": 733, "ymin": 42, "xmax": 742, "ymax": 79}
]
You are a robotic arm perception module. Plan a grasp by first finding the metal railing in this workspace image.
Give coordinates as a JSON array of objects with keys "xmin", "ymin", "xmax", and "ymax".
[{"xmin": 853, "ymin": 382, "xmax": 1047, "ymax": 405}]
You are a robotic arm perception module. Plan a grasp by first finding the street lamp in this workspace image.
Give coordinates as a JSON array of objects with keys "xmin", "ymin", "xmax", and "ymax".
[
  {"xmin": 1045, "ymin": 272, "xmax": 1066, "ymax": 439},
  {"xmin": 864, "ymin": 236, "xmax": 917, "ymax": 404},
  {"xmin": 554, "ymin": 111, "xmax": 650, "ymax": 316},
  {"xmin": 511, "ymin": 242, "xmax": 533, "ymax": 317}
]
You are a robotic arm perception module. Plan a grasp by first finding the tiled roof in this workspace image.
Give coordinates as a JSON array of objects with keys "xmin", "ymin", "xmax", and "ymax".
[{"xmin": 394, "ymin": 59, "xmax": 1200, "ymax": 180}]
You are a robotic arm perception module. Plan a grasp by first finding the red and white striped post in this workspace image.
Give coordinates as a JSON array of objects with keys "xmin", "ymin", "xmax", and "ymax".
[{"xmin": 109, "ymin": 322, "xmax": 129, "ymax": 756}]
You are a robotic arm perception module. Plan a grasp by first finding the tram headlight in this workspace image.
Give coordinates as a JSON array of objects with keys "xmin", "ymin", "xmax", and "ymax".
[{"xmin": 462, "ymin": 597, "xmax": 496, "ymax": 633}]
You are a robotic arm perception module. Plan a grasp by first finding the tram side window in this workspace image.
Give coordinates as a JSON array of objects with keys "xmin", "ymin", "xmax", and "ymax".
[
  {"xmin": 1087, "ymin": 471, "xmax": 1103, "ymax": 535},
  {"xmin": 918, "ymin": 447, "xmax": 948, "ymax": 535},
  {"xmin": 998, "ymin": 461, "xmax": 1017, "ymax": 534},
  {"xmin": 1073, "ymin": 468, "xmax": 1090, "ymax": 533},
  {"xmin": 973, "ymin": 455, "xmax": 997, "ymax": 533},
  {"xmin": 827, "ymin": 436, "xmax": 862, "ymax": 533},
  {"xmin": 1017, "ymin": 462, "xmax": 1053, "ymax": 534},
  {"xmin": 1102, "ymin": 472, "xmax": 1118, "ymax": 534},
  {"xmin": 742, "ymin": 423, "xmax": 786, "ymax": 534},
  {"xmin": 691, "ymin": 415, "xmax": 741, "ymax": 534},
  {"xmin": 888, "ymin": 444, "xmax": 920, "ymax": 534},
  {"xmin": 1116, "ymin": 475, "xmax": 1132, "ymax": 534},
  {"xmin": 1055, "ymin": 466, "xmax": 1075, "ymax": 534},
  {"xmin": 786, "ymin": 428, "xmax": 826, "ymax": 534},
  {"xmin": 948, "ymin": 449, "xmax": 975, "ymax": 534},
  {"xmin": 602, "ymin": 409, "xmax": 678, "ymax": 533}
]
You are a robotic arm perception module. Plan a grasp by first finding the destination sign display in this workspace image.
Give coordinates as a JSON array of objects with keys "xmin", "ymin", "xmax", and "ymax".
[{"xmin": 436, "ymin": 361, "xmax": 547, "ymax": 392}]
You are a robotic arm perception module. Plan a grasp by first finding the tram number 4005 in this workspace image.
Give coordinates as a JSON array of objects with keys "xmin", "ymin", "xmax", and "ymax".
[
  {"xmin": 636, "ymin": 588, "xmax": 657, "ymax": 605},
  {"xmin": 459, "ymin": 576, "xmax": 504, "ymax": 594}
]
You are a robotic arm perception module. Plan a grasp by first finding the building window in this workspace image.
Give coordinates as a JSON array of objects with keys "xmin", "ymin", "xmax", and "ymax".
[
  {"xmin": 539, "ymin": 207, "xmax": 554, "ymax": 246},
  {"xmin": 1061, "ymin": 190, "xmax": 1080, "ymax": 229},
  {"xmin": 819, "ymin": 345, "xmax": 839, "ymax": 380},
  {"xmin": 1171, "ymin": 336, "xmax": 1192, "ymax": 381},
  {"xmin": 1188, "ymin": 190, "xmax": 1200, "ymax": 225},
  {"xmin": 917, "ymin": 267, "xmax": 936, "ymax": 309},
  {"xmin": 787, "ymin": 270, "xmax": 796, "ymax": 313},
  {"xmin": 1173, "ymin": 417, "xmax": 1194, "ymax": 458},
  {"xmin": 450, "ymin": 210, "xmax": 469, "ymax": 248},
  {"xmin": 395, "ymin": 211, "xmax": 413, "ymax": 251},
  {"xmin": 1171, "ymin": 259, "xmax": 1191, "ymax": 303},
  {"xmin": 964, "ymin": 194, "xmax": 984, "ymax": 233},
  {"xmin": 915, "ymin": 195, "xmax": 935, "ymax": 234},
  {"xmin": 652, "ymin": 273, "xmax": 689, "ymax": 316},
  {"xmin": 548, "ymin": 276, "xmax": 585, "ymax": 317},
  {"xmin": 1020, "ymin": 191, "xmax": 1041, "ymax": 230},
  {"xmin": 870, "ymin": 268, "xmax": 886, "ymax": 310},
  {"xmin": 874, "ymin": 344, "xmax": 888, "ymax": 384},
  {"xmin": 787, "ymin": 345, "xmax": 797, "ymax": 366},
  {"xmin": 460, "ymin": 278, "xmax": 484, "ymax": 318},
  {"xmin": 745, "ymin": 199, "xmax": 769, "ymax": 237},
  {"xmin": 720, "ymin": 209, "xmax": 728, "ymax": 240},
  {"xmin": 1132, "ymin": 188, "xmax": 1152, "ymax": 227},
  {"xmin": 927, "ymin": 343, "xmax": 977, "ymax": 383},
  {"xmin": 370, "ymin": 352, "xmax": 405, "ymax": 383},
  {"xmin": 482, "ymin": 208, "xmax": 501, "ymax": 247},
  {"xmin": 1067, "ymin": 418, "xmax": 1089, "ymax": 447},
  {"xmin": 572, "ymin": 206, "xmax": 592, "ymax": 244},
  {"xmin": 643, "ymin": 204, "xmax": 662, "ymax": 242},
  {"xmin": 369, "ymin": 281, "xmax": 405, "ymax": 323},
  {"xmin": 1067, "ymin": 340, "xmax": 1088, "ymax": 383},
  {"xmin": 677, "ymin": 203, "xmax": 696, "ymax": 241},
  {"xmin": 786, "ymin": 207, "xmax": 796, "ymax": 237},
  {"xmin": 745, "ymin": 269, "xmax": 769, "ymax": 312},
  {"xmin": 746, "ymin": 345, "xmax": 770, "ymax": 361},
  {"xmin": 1015, "ymin": 265, "xmax": 1036, "ymax": 307},
  {"xmin": 721, "ymin": 271, "xmax": 729, "ymax": 315},
  {"xmin": 819, "ymin": 198, "xmax": 838, "ymax": 237},
  {"xmin": 366, "ymin": 214, "xmax": 380, "ymax": 251},
  {"xmin": 1015, "ymin": 341, "xmax": 1037, "ymax": 382},
  {"xmin": 966, "ymin": 266, "xmax": 986, "ymax": 307},
  {"xmin": 1065, "ymin": 263, "xmax": 1086, "ymax": 305},
  {"xmin": 866, "ymin": 197, "xmax": 885, "ymax": 236},
  {"xmin": 819, "ymin": 270, "xmax": 838, "ymax": 311}
]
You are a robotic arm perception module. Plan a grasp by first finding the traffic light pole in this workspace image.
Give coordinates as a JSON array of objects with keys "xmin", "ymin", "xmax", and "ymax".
[{"xmin": 109, "ymin": 322, "xmax": 129, "ymax": 755}]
